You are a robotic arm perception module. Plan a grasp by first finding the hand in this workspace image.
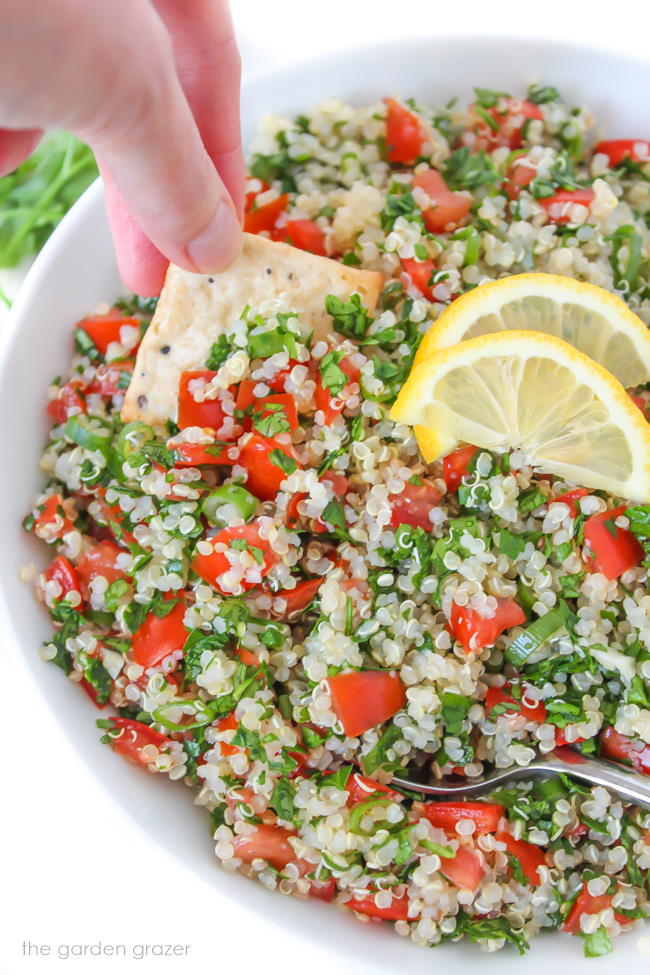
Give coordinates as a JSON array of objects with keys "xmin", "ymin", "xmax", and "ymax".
[{"xmin": 0, "ymin": 0, "xmax": 243, "ymax": 295}]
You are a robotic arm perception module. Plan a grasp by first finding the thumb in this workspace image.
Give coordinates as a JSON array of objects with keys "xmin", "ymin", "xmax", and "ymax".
[{"xmin": 83, "ymin": 14, "xmax": 242, "ymax": 276}]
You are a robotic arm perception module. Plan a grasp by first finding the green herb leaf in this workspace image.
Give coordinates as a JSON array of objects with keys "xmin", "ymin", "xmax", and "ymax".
[
  {"xmin": 582, "ymin": 927, "xmax": 613, "ymax": 958},
  {"xmin": 319, "ymin": 350, "xmax": 347, "ymax": 395},
  {"xmin": 505, "ymin": 601, "xmax": 575, "ymax": 667},
  {"xmin": 325, "ymin": 293, "xmax": 371, "ymax": 340},
  {"xmin": 205, "ymin": 334, "xmax": 233, "ymax": 370},
  {"xmin": 269, "ymin": 448, "xmax": 297, "ymax": 476},
  {"xmin": 441, "ymin": 691, "xmax": 470, "ymax": 735}
]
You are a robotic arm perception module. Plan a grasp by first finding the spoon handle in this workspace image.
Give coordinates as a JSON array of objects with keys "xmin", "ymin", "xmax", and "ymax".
[{"xmin": 534, "ymin": 747, "xmax": 650, "ymax": 812}]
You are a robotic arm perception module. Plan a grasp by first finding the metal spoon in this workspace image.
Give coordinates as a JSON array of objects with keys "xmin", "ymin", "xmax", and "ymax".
[{"xmin": 391, "ymin": 747, "xmax": 650, "ymax": 812}]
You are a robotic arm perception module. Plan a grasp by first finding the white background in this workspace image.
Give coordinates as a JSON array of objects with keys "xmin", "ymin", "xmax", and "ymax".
[{"xmin": 1, "ymin": 2, "xmax": 649, "ymax": 973}]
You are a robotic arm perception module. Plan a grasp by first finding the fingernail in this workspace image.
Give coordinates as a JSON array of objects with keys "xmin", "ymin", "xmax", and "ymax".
[{"xmin": 186, "ymin": 200, "xmax": 242, "ymax": 273}]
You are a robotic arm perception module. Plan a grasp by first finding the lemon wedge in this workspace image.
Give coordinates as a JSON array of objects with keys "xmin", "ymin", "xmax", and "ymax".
[
  {"xmin": 414, "ymin": 273, "xmax": 650, "ymax": 388},
  {"xmin": 391, "ymin": 329, "xmax": 650, "ymax": 501}
]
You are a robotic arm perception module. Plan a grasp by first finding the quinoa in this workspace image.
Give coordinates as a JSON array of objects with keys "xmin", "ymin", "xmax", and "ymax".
[{"xmin": 24, "ymin": 85, "xmax": 650, "ymax": 957}]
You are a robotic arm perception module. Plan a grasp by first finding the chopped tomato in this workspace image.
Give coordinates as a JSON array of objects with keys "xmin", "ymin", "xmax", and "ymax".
[
  {"xmin": 79, "ymin": 676, "xmax": 108, "ymax": 709},
  {"xmin": 244, "ymin": 193, "xmax": 289, "ymax": 235},
  {"xmin": 239, "ymin": 433, "xmax": 301, "ymax": 501},
  {"xmin": 76, "ymin": 540, "xmax": 128, "ymax": 601},
  {"xmin": 550, "ymin": 487, "xmax": 589, "ymax": 517},
  {"xmin": 232, "ymin": 824, "xmax": 298, "ymax": 870},
  {"xmin": 443, "ymin": 445, "xmax": 479, "ymax": 492},
  {"xmin": 467, "ymin": 98, "xmax": 542, "ymax": 151},
  {"xmin": 85, "ymin": 360, "xmax": 134, "ymax": 397},
  {"xmin": 272, "ymin": 577, "xmax": 322, "ymax": 617},
  {"xmin": 106, "ymin": 717, "xmax": 172, "ymax": 768},
  {"xmin": 412, "ymin": 168, "xmax": 471, "ymax": 233},
  {"xmin": 251, "ymin": 393, "xmax": 299, "ymax": 432},
  {"xmin": 554, "ymin": 728, "xmax": 585, "ymax": 748},
  {"xmin": 390, "ymin": 477, "xmax": 441, "ymax": 530},
  {"xmin": 217, "ymin": 712, "xmax": 239, "ymax": 756},
  {"xmin": 562, "ymin": 881, "xmax": 635, "ymax": 934},
  {"xmin": 583, "ymin": 505, "xmax": 643, "ymax": 579},
  {"xmin": 236, "ymin": 646, "xmax": 261, "ymax": 667},
  {"xmin": 440, "ymin": 844, "xmax": 484, "ymax": 891},
  {"xmin": 244, "ymin": 178, "xmax": 270, "ymax": 212},
  {"xmin": 600, "ymin": 727, "xmax": 650, "ymax": 775},
  {"xmin": 178, "ymin": 371, "xmax": 226, "ymax": 430},
  {"xmin": 309, "ymin": 878, "xmax": 337, "ymax": 902},
  {"xmin": 279, "ymin": 219, "xmax": 327, "ymax": 256},
  {"xmin": 266, "ymin": 359, "xmax": 304, "ymax": 393},
  {"xmin": 566, "ymin": 821, "xmax": 590, "ymax": 840},
  {"xmin": 45, "ymin": 555, "xmax": 81, "ymax": 603},
  {"xmin": 594, "ymin": 139, "xmax": 650, "ymax": 167},
  {"xmin": 346, "ymin": 890, "xmax": 412, "ymax": 921},
  {"xmin": 540, "ymin": 188, "xmax": 595, "ymax": 224},
  {"xmin": 78, "ymin": 310, "xmax": 140, "ymax": 356},
  {"xmin": 485, "ymin": 684, "xmax": 547, "ymax": 723},
  {"xmin": 400, "ymin": 256, "xmax": 436, "ymax": 301},
  {"xmin": 192, "ymin": 522, "xmax": 278, "ymax": 594},
  {"xmin": 505, "ymin": 159, "xmax": 536, "ymax": 200},
  {"xmin": 385, "ymin": 97, "xmax": 424, "ymax": 165},
  {"xmin": 496, "ymin": 831, "xmax": 546, "ymax": 886},
  {"xmin": 235, "ymin": 379, "xmax": 257, "ymax": 412},
  {"xmin": 93, "ymin": 497, "xmax": 136, "ymax": 547},
  {"xmin": 450, "ymin": 597, "xmax": 525, "ymax": 653},
  {"xmin": 132, "ymin": 594, "xmax": 188, "ymax": 669},
  {"xmin": 321, "ymin": 470, "xmax": 349, "ymax": 496},
  {"xmin": 421, "ymin": 801, "xmax": 504, "ymax": 836},
  {"xmin": 47, "ymin": 381, "xmax": 86, "ymax": 424},
  {"xmin": 172, "ymin": 442, "xmax": 237, "ymax": 468},
  {"xmin": 285, "ymin": 491, "xmax": 308, "ymax": 529},
  {"xmin": 327, "ymin": 670, "xmax": 406, "ymax": 738},
  {"xmin": 314, "ymin": 358, "xmax": 360, "ymax": 424},
  {"xmin": 33, "ymin": 493, "xmax": 75, "ymax": 540},
  {"xmin": 345, "ymin": 773, "xmax": 401, "ymax": 807}
]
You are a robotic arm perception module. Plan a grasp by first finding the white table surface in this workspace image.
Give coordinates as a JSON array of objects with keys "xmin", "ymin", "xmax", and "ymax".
[{"xmin": 2, "ymin": 2, "xmax": 649, "ymax": 973}]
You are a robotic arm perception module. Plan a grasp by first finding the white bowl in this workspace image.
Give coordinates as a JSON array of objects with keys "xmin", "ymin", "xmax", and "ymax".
[{"xmin": 1, "ymin": 35, "xmax": 649, "ymax": 974}]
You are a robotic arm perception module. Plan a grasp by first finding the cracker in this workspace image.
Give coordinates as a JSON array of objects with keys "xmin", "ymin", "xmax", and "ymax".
[{"xmin": 122, "ymin": 233, "xmax": 383, "ymax": 425}]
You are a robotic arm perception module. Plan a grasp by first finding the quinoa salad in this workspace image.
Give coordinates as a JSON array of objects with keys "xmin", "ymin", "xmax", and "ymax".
[{"xmin": 24, "ymin": 85, "xmax": 650, "ymax": 956}]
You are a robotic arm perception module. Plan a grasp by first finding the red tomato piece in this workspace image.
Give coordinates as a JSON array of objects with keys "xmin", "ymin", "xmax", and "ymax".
[
  {"xmin": 76, "ymin": 540, "xmax": 128, "ymax": 601},
  {"xmin": 235, "ymin": 379, "xmax": 257, "ymax": 413},
  {"xmin": 178, "ymin": 371, "xmax": 226, "ymax": 430},
  {"xmin": 79, "ymin": 676, "xmax": 108, "ymax": 710},
  {"xmin": 314, "ymin": 357, "xmax": 360, "ymax": 425},
  {"xmin": 550, "ymin": 487, "xmax": 589, "ymax": 518},
  {"xmin": 496, "ymin": 831, "xmax": 546, "ymax": 886},
  {"xmin": 252, "ymin": 393, "xmax": 299, "ymax": 432},
  {"xmin": 505, "ymin": 160, "xmax": 536, "ymax": 200},
  {"xmin": 85, "ymin": 360, "xmax": 134, "ymax": 397},
  {"xmin": 385, "ymin": 97, "xmax": 424, "ymax": 165},
  {"xmin": 327, "ymin": 670, "xmax": 406, "ymax": 738},
  {"xmin": 321, "ymin": 470, "xmax": 349, "ymax": 496},
  {"xmin": 566, "ymin": 821, "xmax": 590, "ymax": 840},
  {"xmin": 583, "ymin": 505, "xmax": 643, "ymax": 579},
  {"xmin": 485, "ymin": 684, "xmax": 547, "ymax": 723},
  {"xmin": 266, "ymin": 359, "xmax": 304, "ymax": 393},
  {"xmin": 33, "ymin": 493, "xmax": 75, "ymax": 539},
  {"xmin": 450, "ymin": 597, "xmax": 525, "ymax": 653},
  {"xmin": 540, "ymin": 189, "xmax": 595, "ymax": 224},
  {"xmin": 238, "ymin": 432, "xmax": 302, "ymax": 501},
  {"xmin": 412, "ymin": 168, "xmax": 471, "ymax": 233},
  {"xmin": 191, "ymin": 522, "xmax": 278, "ymax": 594},
  {"xmin": 47, "ymin": 381, "xmax": 86, "ymax": 424},
  {"xmin": 400, "ymin": 257, "xmax": 436, "ymax": 300},
  {"xmin": 172, "ymin": 442, "xmax": 237, "ymax": 468},
  {"xmin": 279, "ymin": 219, "xmax": 327, "ymax": 256},
  {"xmin": 629, "ymin": 393, "xmax": 648, "ymax": 417},
  {"xmin": 421, "ymin": 801, "xmax": 504, "ymax": 836},
  {"xmin": 600, "ymin": 727, "xmax": 650, "ymax": 775},
  {"xmin": 345, "ymin": 773, "xmax": 401, "ymax": 807},
  {"xmin": 232, "ymin": 824, "xmax": 298, "ymax": 870},
  {"xmin": 443, "ymin": 445, "xmax": 479, "ymax": 492},
  {"xmin": 309, "ymin": 878, "xmax": 337, "ymax": 902},
  {"xmin": 594, "ymin": 139, "xmax": 650, "ymax": 167},
  {"xmin": 45, "ymin": 555, "xmax": 81, "ymax": 603},
  {"xmin": 285, "ymin": 491, "xmax": 308, "ymax": 529},
  {"xmin": 106, "ymin": 717, "xmax": 172, "ymax": 768},
  {"xmin": 562, "ymin": 882, "xmax": 634, "ymax": 934},
  {"xmin": 244, "ymin": 193, "xmax": 289, "ymax": 235},
  {"xmin": 236, "ymin": 646, "xmax": 261, "ymax": 667},
  {"xmin": 389, "ymin": 477, "xmax": 441, "ymax": 530},
  {"xmin": 217, "ymin": 712, "xmax": 239, "ymax": 756},
  {"xmin": 132, "ymin": 595, "xmax": 188, "ymax": 669},
  {"xmin": 554, "ymin": 728, "xmax": 585, "ymax": 748},
  {"xmin": 244, "ymin": 178, "xmax": 270, "ymax": 212},
  {"xmin": 467, "ymin": 98, "xmax": 542, "ymax": 151},
  {"xmin": 93, "ymin": 497, "xmax": 136, "ymax": 547},
  {"xmin": 440, "ymin": 844, "xmax": 484, "ymax": 891},
  {"xmin": 346, "ymin": 890, "xmax": 412, "ymax": 922},
  {"xmin": 272, "ymin": 577, "xmax": 322, "ymax": 617},
  {"xmin": 78, "ymin": 310, "xmax": 140, "ymax": 356}
]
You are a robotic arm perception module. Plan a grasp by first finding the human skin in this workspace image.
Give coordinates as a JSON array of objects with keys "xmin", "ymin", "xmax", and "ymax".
[{"xmin": 0, "ymin": 0, "xmax": 244, "ymax": 295}]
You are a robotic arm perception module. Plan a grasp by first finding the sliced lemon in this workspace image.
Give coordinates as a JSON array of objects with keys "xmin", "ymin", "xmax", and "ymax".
[
  {"xmin": 414, "ymin": 273, "xmax": 650, "ymax": 388},
  {"xmin": 391, "ymin": 329, "xmax": 650, "ymax": 501}
]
